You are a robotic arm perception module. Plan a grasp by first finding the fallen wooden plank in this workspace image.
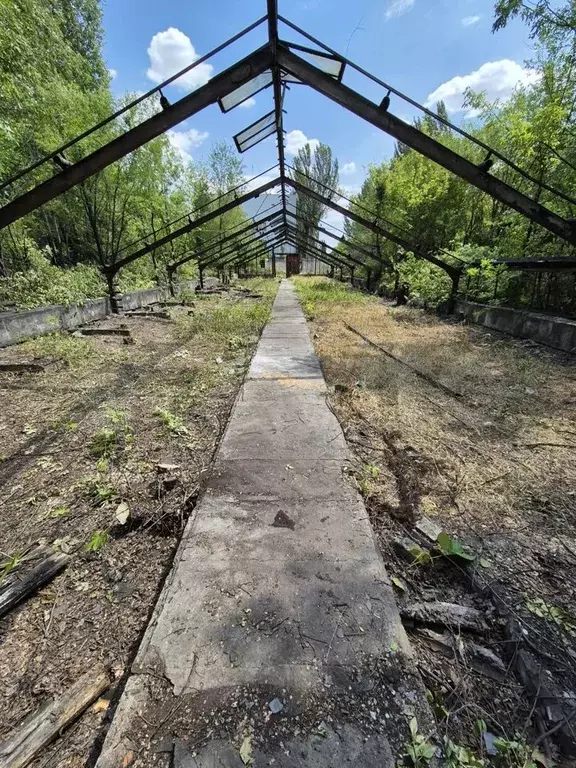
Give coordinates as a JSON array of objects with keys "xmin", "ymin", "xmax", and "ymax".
[
  {"xmin": 0, "ymin": 361, "xmax": 48, "ymax": 373},
  {"xmin": 400, "ymin": 601, "xmax": 488, "ymax": 633},
  {"xmin": 0, "ymin": 665, "xmax": 111, "ymax": 768},
  {"xmin": 78, "ymin": 328, "xmax": 131, "ymax": 337},
  {"xmin": 0, "ymin": 551, "xmax": 70, "ymax": 619},
  {"xmin": 123, "ymin": 311, "xmax": 171, "ymax": 320},
  {"xmin": 344, "ymin": 323, "xmax": 463, "ymax": 399}
]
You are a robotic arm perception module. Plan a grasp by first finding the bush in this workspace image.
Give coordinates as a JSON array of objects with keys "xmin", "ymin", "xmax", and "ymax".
[{"xmin": 0, "ymin": 244, "xmax": 105, "ymax": 309}]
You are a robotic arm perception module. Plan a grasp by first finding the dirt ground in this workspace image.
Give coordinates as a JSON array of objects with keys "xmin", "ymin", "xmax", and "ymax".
[
  {"xmin": 0, "ymin": 279, "xmax": 277, "ymax": 767},
  {"xmin": 294, "ymin": 276, "xmax": 576, "ymax": 767}
]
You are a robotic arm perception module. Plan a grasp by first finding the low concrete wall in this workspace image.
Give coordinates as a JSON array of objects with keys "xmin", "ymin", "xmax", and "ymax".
[
  {"xmin": 454, "ymin": 299, "xmax": 576, "ymax": 354},
  {"xmin": 0, "ymin": 278, "xmax": 216, "ymax": 348}
]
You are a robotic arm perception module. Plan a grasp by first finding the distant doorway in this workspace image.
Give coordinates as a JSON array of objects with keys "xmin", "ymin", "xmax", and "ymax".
[{"xmin": 286, "ymin": 254, "xmax": 300, "ymax": 277}]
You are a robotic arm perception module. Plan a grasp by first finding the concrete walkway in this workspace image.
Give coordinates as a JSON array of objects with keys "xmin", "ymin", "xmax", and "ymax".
[{"xmin": 97, "ymin": 280, "xmax": 433, "ymax": 767}]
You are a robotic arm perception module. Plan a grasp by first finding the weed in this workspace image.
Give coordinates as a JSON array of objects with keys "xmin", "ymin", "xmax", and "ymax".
[
  {"xmin": 443, "ymin": 738, "xmax": 484, "ymax": 767},
  {"xmin": 89, "ymin": 408, "xmax": 133, "ymax": 459},
  {"xmin": 525, "ymin": 596, "xmax": 576, "ymax": 635},
  {"xmin": 0, "ymin": 551, "xmax": 24, "ymax": 585},
  {"xmin": 401, "ymin": 718, "xmax": 435, "ymax": 767},
  {"xmin": 83, "ymin": 477, "xmax": 118, "ymax": 506},
  {"xmin": 22, "ymin": 333, "xmax": 97, "ymax": 369},
  {"xmin": 292, "ymin": 276, "xmax": 373, "ymax": 319},
  {"xmin": 492, "ymin": 736, "xmax": 548, "ymax": 768},
  {"xmin": 154, "ymin": 408, "xmax": 189, "ymax": 436},
  {"xmin": 40, "ymin": 505, "xmax": 70, "ymax": 520},
  {"xmin": 96, "ymin": 457, "xmax": 109, "ymax": 473},
  {"xmin": 90, "ymin": 427, "xmax": 117, "ymax": 458},
  {"xmin": 409, "ymin": 544, "xmax": 433, "ymax": 565},
  {"xmin": 437, "ymin": 532, "xmax": 476, "ymax": 562},
  {"xmin": 52, "ymin": 418, "xmax": 78, "ymax": 432},
  {"xmin": 85, "ymin": 529, "xmax": 109, "ymax": 553}
]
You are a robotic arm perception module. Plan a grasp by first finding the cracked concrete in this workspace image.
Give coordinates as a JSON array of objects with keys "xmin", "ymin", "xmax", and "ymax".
[{"xmin": 95, "ymin": 280, "xmax": 434, "ymax": 767}]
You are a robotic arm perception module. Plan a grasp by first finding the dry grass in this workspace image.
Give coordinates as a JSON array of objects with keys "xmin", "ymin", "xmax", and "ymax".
[
  {"xmin": 0, "ymin": 279, "xmax": 277, "ymax": 767},
  {"xmin": 293, "ymin": 276, "xmax": 576, "ymax": 763}
]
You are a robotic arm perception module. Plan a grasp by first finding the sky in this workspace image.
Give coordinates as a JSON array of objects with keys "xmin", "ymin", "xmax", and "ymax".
[{"xmin": 102, "ymin": 0, "xmax": 536, "ymax": 242}]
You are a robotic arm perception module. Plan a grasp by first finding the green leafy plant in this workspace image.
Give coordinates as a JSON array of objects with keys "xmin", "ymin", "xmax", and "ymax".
[
  {"xmin": 409, "ymin": 544, "xmax": 433, "ymax": 565},
  {"xmin": 437, "ymin": 532, "xmax": 476, "ymax": 562},
  {"xmin": 85, "ymin": 529, "xmax": 109, "ymax": 553},
  {"xmin": 525, "ymin": 596, "xmax": 576, "ymax": 636},
  {"xmin": 492, "ymin": 736, "xmax": 548, "ymax": 768},
  {"xmin": 89, "ymin": 427, "xmax": 117, "ymax": 458},
  {"xmin": 154, "ymin": 408, "xmax": 190, "ymax": 436},
  {"xmin": 404, "ymin": 717, "xmax": 435, "ymax": 767},
  {"xmin": 0, "ymin": 551, "xmax": 24, "ymax": 585},
  {"xmin": 83, "ymin": 477, "xmax": 118, "ymax": 506},
  {"xmin": 443, "ymin": 738, "xmax": 484, "ymax": 767},
  {"xmin": 44, "ymin": 505, "xmax": 70, "ymax": 519},
  {"xmin": 89, "ymin": 408, "xmax": 133, "ymax": 459}
]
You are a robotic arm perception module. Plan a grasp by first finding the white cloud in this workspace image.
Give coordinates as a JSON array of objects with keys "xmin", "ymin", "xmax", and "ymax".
[
  {"xmin": 285, "ymin": 129, "xmax": 320, "ymax": 156},
  {"xmin": 108, "ymin": 68, "xmax": 117, "ymax": 80},
  {"xmin": 147, "ymin": 28, "xmax": 213, "ymax": 91},
  {"xmin": 341, "ymin": 161, "xmax": 356, "ymax": 176},
  {"xmin": 425, "ymin": 59, "xmax": 540, "ymax": 115},
  {"xmin": 168, "ymin": 127, "xmax": 209, "ymax": 164},
  {"xmin": 238, "ymin": 97, "xmax": 256, "ymax": 109},
  {"xmin": 385, "ymin": 0, "xmax": 415, "ymax": 20},
  {"xmin": 461, "ymin": 15, "xmax": 481, "ymax": 26}
]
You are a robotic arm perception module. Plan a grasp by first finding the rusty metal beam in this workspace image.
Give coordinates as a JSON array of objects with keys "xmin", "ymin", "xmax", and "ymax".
[
  {"xmin": 285, "ymin": 176, "xmax": 460, "ymax": 277},
  {"xmin": 171, "ymin": 210, "xmax": 283, "ymax": 269},
  {"xmin": 0, "ymin": 46, "xmax": 274, "ymax": 231},
  {"xmin": 278, "ymin": 45, "xmax": 576, "ymax": 245},
  {"xmin": 285, "ymin": 228, "xmax": 355, "ymax": 270},
  {"xmin": 110, "ymin": 176, "xmax": 281, "ymax": 273}
]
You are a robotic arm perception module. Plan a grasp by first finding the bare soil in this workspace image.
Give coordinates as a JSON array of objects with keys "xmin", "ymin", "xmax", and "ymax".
[
  {"xmin": 0, "ymin": 281, "xmax": 276, "ymax": 767},
  {"xmin": 296, "ymin": 277, "xmax": 576, "ymax": 766}
]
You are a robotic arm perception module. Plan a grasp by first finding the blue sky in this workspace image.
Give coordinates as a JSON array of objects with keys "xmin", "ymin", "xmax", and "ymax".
[{"xmin": 102, "ymin": 0, "xmax": 535, "ymax": 237}]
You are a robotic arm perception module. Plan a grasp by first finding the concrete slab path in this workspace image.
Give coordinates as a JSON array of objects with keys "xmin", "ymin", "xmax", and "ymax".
[{"xmin": 96, "ymin": 280, "xmax": 433, "ymax": 767}]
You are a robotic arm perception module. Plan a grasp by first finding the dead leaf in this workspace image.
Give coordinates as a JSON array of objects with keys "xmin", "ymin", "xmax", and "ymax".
[
  {"xmin": 115, "ymin": 502, "xmax": 130, "ymax": 525},
  {"xmin": 239, "ymin": 734, "xmax": 253, "ymax": 766},
  {"xmin": 122, "ymin": 751, "xmax": 135, "ymax": 767},
  {"xmin": 92, "ymin": 698, "xmax": 110, "ymax": 714}
]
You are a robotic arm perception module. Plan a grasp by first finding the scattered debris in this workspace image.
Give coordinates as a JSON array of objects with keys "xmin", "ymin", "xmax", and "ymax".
[
  {"xmin": 392, "ymin": 536, "xmax": 431, "ymax": 564},
  {"xmin": 0, "ymin": 549, "xmax": 70, "ymax": 619},
  {"xmin": 400, "ymin": 601, "xmax": 488, "ymax": 633},
  {"xmin": 418, "ymin": 628, "xmax": 507, "ymax": 681},
  {"xmin": 0, "ymin": 664, "xmax": 110, "ymax": 768},
  {"xmin": 414, "ymin": 516, "xmax": 442, "ymax": 543},
  {"xmin": 268, "ymin": 697, "xmax": 284, "ymax": 714},
  {"xmin": 115, "ymin": 502, "xmax": 130, "ymax": 525},
  {"xmin": 157, "ymin": 462, "xmax": 181, "ymax": 473},
  {"xmin": 239, "ymin": 734, "xmax": 253, "ymax": 766}
]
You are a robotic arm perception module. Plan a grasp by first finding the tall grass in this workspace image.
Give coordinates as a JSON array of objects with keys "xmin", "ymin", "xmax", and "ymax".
[{"xmin": 291, "ymin": 276, "xmax": 374, "ymax": 318}]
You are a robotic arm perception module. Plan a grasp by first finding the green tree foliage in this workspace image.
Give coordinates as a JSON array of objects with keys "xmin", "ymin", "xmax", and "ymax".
[
  {"xmin": 291, "ymin": 143, "xmax": 339, "ymax": 249},
  {"xmin": 0, "ymin": 2, "xmax": 250, "ymax": 307},
  {"xmin": 339, "ymin": 1, "xmax": 576, "ymax": 312}
]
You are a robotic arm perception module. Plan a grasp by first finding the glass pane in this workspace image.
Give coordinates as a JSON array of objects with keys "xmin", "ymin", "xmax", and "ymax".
[
  {"xmin": 286, "ymin": 44, "xmax": 344, "ymax": 79},
  {"xmin": 219, "ymin": 71, "xmax": 273, "ymax": 112},
  {"xmin": 238, "ymin": 124, "xmax": 276, "ymax": 152},
  {"xmin": 281, "ymin": 72, "xmax": 302, "ymax": 84},
  {"xmin": 234, "ymin": 111, "xmax": 275, "ymax": 146},
  {"xmin": 305, "ymin": 52, "xmax": 343, "ymax": 77}
]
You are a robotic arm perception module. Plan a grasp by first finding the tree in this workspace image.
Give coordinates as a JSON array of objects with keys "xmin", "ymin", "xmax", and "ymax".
[{"xmin": 290, "ymin": 143, "xmax": 339, "ymax": 254}]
